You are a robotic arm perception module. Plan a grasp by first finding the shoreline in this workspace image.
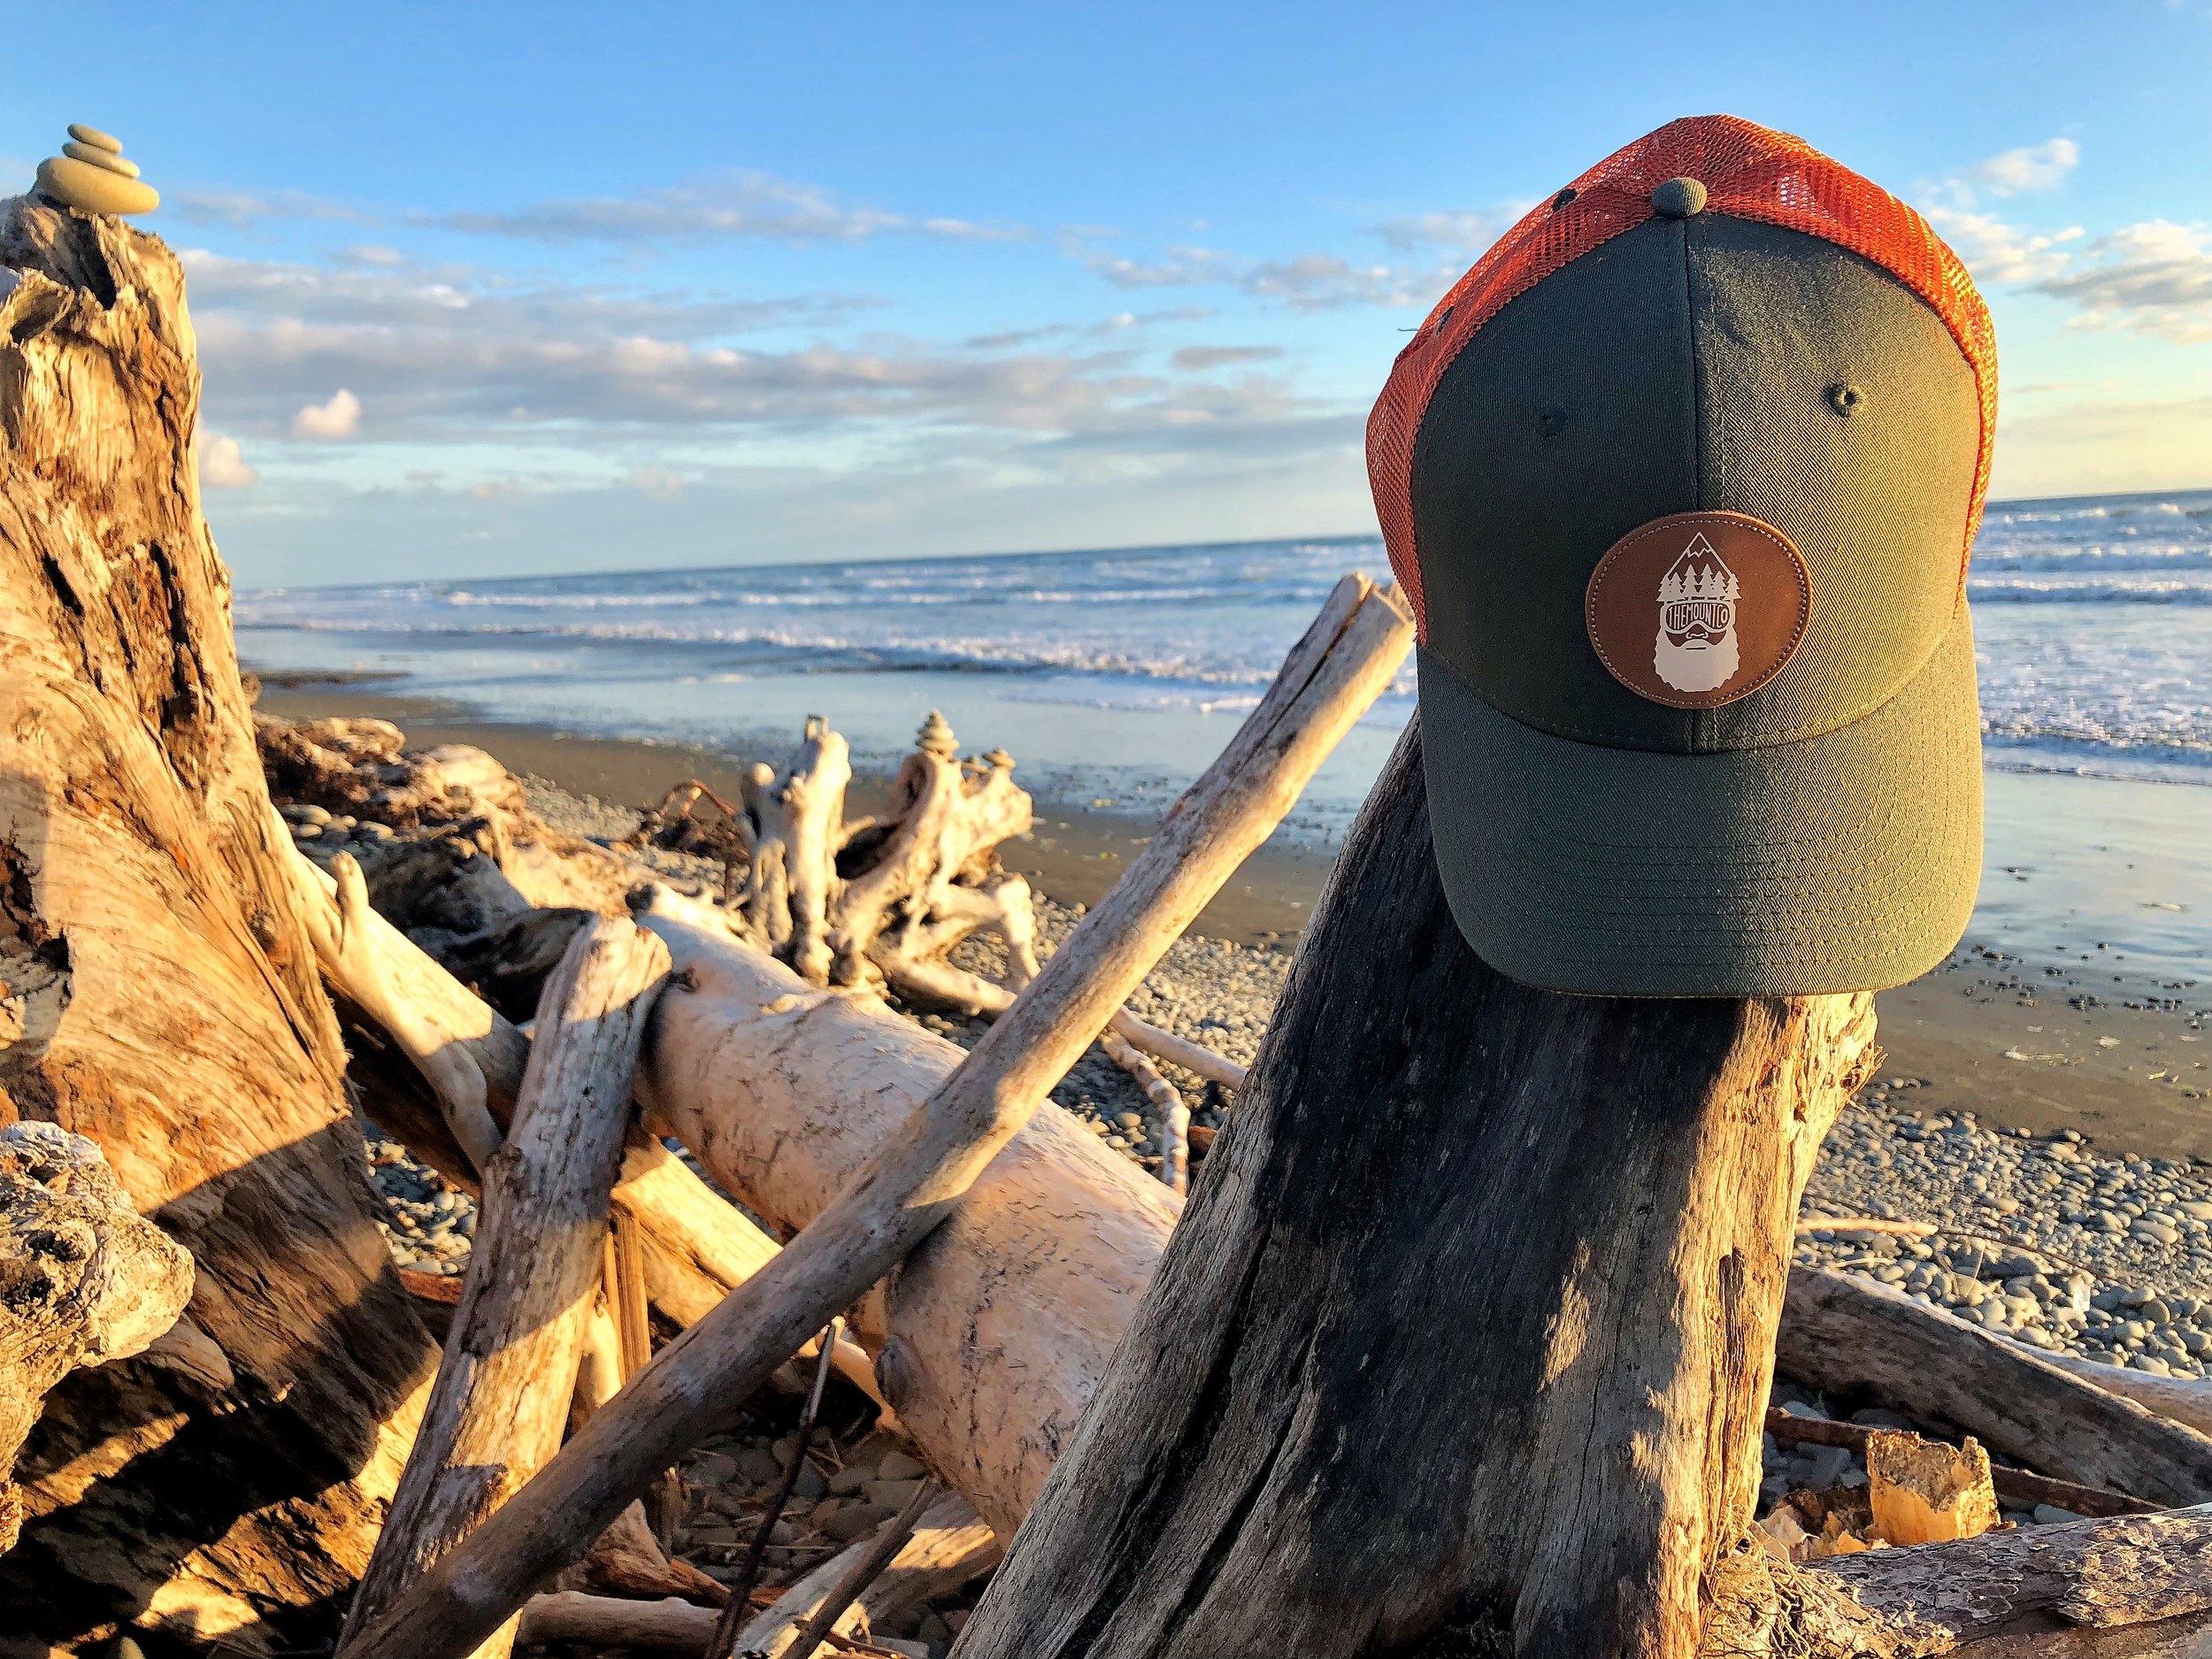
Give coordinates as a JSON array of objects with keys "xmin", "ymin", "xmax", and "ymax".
[
  {"xmin": 254, "ymin": 680, "xmax": 1337, "ymax": 944},
  {"xmin": 256, "ymin": 677, "xmax": 2208, "ymax": 1159}
]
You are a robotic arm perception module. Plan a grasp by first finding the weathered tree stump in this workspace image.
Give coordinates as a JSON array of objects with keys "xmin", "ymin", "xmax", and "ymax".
[
  {"xmin": 0, "ymin": 197, "xmax": 440, "ymax": 1647},
  {"xmin": 955, "ymin": 718, "xmax": 1880, "ymax": 1659}
]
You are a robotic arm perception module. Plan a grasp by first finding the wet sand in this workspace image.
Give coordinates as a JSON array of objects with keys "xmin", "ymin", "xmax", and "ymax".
[{"xmin": 257, "ymin": 679, "xmax": 2207, "ymax": 1156}]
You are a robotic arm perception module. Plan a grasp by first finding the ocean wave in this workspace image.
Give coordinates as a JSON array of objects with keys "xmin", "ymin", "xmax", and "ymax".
[{"xmin": 1969, "ymin": 579, "xmax": 2212, "ymax": 604}]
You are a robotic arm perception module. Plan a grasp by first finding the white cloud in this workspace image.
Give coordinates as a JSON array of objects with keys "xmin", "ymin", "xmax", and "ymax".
[
  {"xmin": 1242, "ymin": 254, "xmax": 1444, "ymax": 311},
  {"xmin": 1372, "ymin": 205, "xmax": 1527, "ymax": 253},
  {"xmin": 2033, "ymin": 220, "xmax": 2212, "ymax": 342},
  {"xmin": 1073, "ymin": 240, "xmax": 1453, "ymax": 311},
  {"xmin": 197, "ymin": 433, "xmax": 259, "ymax": 488},
  {"xmin": 292, "ymin": 388, "xmax": 362, "ymax": 440},
  {"xmin": 1171, "ymin": 345, "xmax": 1284, "ymax": 371},
  {"xmin": 1079, "ymin": 244, "xmax": 1239, "ymax": 288},
  {"xmin": 1923, "ymin": 205, "xmax": 2083, "ymax": 284},
  {"xmin": 170, "ymin": 189, "xmax": 373, "ymax": 229},
  {"xmin": 178, "ymin": 247, "xmax": 1329, "ymax": 473},
  {"xmin": 422, "ymin": 170, "xmax": 1025, "ymax": 246},
  {"xmin": 1977, "ymin": 137, "xmax": 2080, "ymax": 198}
]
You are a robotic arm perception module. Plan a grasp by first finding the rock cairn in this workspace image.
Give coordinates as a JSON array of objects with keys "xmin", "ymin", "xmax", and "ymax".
[{"xmin": 34, "ymin": 123, "xmax": 159, "ymax": 216}]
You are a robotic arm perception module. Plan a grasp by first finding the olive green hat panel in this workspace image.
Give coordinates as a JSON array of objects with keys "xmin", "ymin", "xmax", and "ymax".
[
  {"xmin": 1686, "ymin": 215, "xmax": 1981, "ymax": 754},
  {"xmin": 1409, "ymin": 218, "xmax": 1698, "ymax": 754}
]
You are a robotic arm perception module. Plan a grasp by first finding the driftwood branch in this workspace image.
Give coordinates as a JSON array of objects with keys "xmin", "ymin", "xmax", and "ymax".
[
  {"xmin": 345, "ymin": 572, "xmax": 1413, "ymax": 1659},
  {"xmin": 732, "ymin": 1490, "xmax": 1001, "ymax": 1658},
  {"xmin": 1778, "ymin": 1266, "xmax": 2212, "ymax": 1506},
  {"xmin": 517, "ymin": 1592, "xmax": 720, "ymax": 1651},
  {"xmin": 398, "ymin": 760, "xmax": 2212, "ymax": 1655},
  {"xmin": 338, "ymin": 917, "xmax": 671, "ymax": 1656},
  {"xmin": 629, "ymin": 902, "xmax": 1179, "ymax": 1534},
  {"xmin": 0, "ymin": 1123, "xmax": 194, "ymax": 1554},
  {"xmin": 780, "ymin": 1480, "xmax": 939, "ymax": 1659}
]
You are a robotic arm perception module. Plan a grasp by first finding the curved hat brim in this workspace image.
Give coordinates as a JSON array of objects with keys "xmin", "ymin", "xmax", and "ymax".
[{"xmin": 1418, "ymin": 611, "xmax": 1982, "ymax": 998}]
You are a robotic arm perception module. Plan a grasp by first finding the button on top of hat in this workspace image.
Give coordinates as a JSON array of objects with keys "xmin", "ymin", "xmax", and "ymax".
[{"xmin": 1651, "ymin": 176, "xmax": 1708, "ymax": 219}]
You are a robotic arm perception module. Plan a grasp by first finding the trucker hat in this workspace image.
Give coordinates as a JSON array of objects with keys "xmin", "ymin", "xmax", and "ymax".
[{"xmin": 1368, "ymin": 115, "xmax": 1995, "ymax": 997}]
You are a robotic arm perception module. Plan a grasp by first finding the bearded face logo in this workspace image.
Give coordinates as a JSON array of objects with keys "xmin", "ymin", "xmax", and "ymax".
[{"xmin": 1652, "ymin": 531, "xmax": 1741, "ymax": 694}]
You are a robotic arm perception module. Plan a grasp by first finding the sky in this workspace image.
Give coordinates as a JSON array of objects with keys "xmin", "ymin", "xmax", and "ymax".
[{"xmin": 5, "ymin": 1, "xmax": 2210, "ymax": 588}]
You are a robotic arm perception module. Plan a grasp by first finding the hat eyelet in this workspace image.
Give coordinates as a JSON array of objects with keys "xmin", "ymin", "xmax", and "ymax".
[{"xmin": 1826, "ymin": 383, "xmax": 1866, "ymax": 418}]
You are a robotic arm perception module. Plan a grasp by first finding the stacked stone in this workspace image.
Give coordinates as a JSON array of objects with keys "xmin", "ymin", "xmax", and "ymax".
[{"xmin": 34, "ymin": 124, "xmax": 160, "ymax": 216}]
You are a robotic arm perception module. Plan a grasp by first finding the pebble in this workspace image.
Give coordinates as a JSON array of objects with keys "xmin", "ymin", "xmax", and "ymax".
[
  {"xmin": 35, "ymin": 151, "xmax": 160, "ymax": 217},
  {"xmin": 876, "ymin": 1450, "xmax": 926, "ymax": 1481},
  {"xmin": 864, "ymin": 1477, "xmax": 927, "ymax": 1509},
  {"xmin": 1800, "ymin": 1102, "xmax": 2212, "ymax": 1378},
  {"xmin": 62, "ymin": 142, "xmax": 142, "ymax": 178},
  {"xmin": 823, "ymin": 1502, "xmax": 895, "ymax": 1541},
  {"xmin": 67, "ymin": 123, "xmax": 123, "ymax": 153}
]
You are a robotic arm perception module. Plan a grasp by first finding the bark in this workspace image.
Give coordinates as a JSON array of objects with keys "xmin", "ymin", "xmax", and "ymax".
[
  {"xmin": 954, "ymin": 717, "xmax": 1879, "ymax": 1659},
  {"xmin": 1766, "ymin": 1503, "xmax": 2212, "ymax": 1655},
  {"xmin": 0, "ymin": 1122, "xmax": 194, "ymax": 1552},
  {"xmin": 337, "ymin": 916, "xmax": 671, "ymax": 1657},
  {"xmin": 0, "ymin": 196, "xmax": 439, "ymax": 1648},
  {"xmin": 340, "ymin": 572, "xmax": 1413, "ymax": 1659},
  {"xmin": 1778, "ymin": 1267, "xmax": 2212, "ymax": 1505}
]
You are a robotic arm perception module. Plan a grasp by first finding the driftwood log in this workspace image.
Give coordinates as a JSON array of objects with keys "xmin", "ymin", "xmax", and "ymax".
[
  {"xmin": 0, "ymin": 1122, "xmax": 193, "ymax": 1553},
  {"xmin": 320, "ymin": 726, "xmax": 2212, "ymax": 1655},
  {"xmin": 338, "ymin": 917, "xmax": 670, "ymax": 1655},
  {"xmin": 342, "ymin": 572, "xmax": 1413, "ymax": 1659},
  {"xmin": 953, "ymin": 717, "xmax": 1877, "ymax": 1659},
  {"xmin": 0, "ymin": 196, "xmax": 440, "ymax": 1647},
  {"xmin": 1779, "ymin": 1266, "xmax": 2212, "ymax": 1505},
  {"xmin": 1763, "ymin": 1502, "xmax": 2212, "ymax": 1655}
]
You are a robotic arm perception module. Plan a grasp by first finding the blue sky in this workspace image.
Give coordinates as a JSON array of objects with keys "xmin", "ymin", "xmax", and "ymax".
[{"xmin": 7, "ymin": 1, "xmax": 2210, "ymax": 587}]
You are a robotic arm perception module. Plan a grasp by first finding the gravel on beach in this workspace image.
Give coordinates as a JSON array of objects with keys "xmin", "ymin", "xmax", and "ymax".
[{"xmin": 338, "ymin": 777, "xmax": 2210, "ymax": 1540}]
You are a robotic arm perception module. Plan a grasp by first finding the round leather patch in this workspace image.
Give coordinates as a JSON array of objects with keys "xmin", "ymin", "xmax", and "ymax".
[{"xmin": 1585, "ymin": 511, "xmax": 1812, "ymax": 709}]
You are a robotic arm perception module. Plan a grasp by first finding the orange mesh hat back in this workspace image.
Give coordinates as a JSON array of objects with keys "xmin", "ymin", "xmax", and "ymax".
[{"xmin": 1367, "ymin": 113, "xmax": 1997, "ymax": 638}]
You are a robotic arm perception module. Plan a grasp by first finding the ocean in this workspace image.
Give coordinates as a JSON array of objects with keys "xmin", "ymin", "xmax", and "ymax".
[{"xmin": 235, "ymin": 487, "xmax": 2210, "ymax": 987}]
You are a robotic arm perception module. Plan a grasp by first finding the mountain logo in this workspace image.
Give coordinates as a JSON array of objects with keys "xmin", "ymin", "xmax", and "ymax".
[
  {"xmin": 1584, "ymin": 510, "xmax": 1811, "ymax": 710},
  {"xmin": 1652, "ymin": 532, "xmax": 1741, "ymax": 694}
]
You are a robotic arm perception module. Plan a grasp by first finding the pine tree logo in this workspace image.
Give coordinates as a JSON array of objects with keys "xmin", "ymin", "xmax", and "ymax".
[{"xmin": 1652, "ymin": 532, "xmax": 1741, "ymax": 694}]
